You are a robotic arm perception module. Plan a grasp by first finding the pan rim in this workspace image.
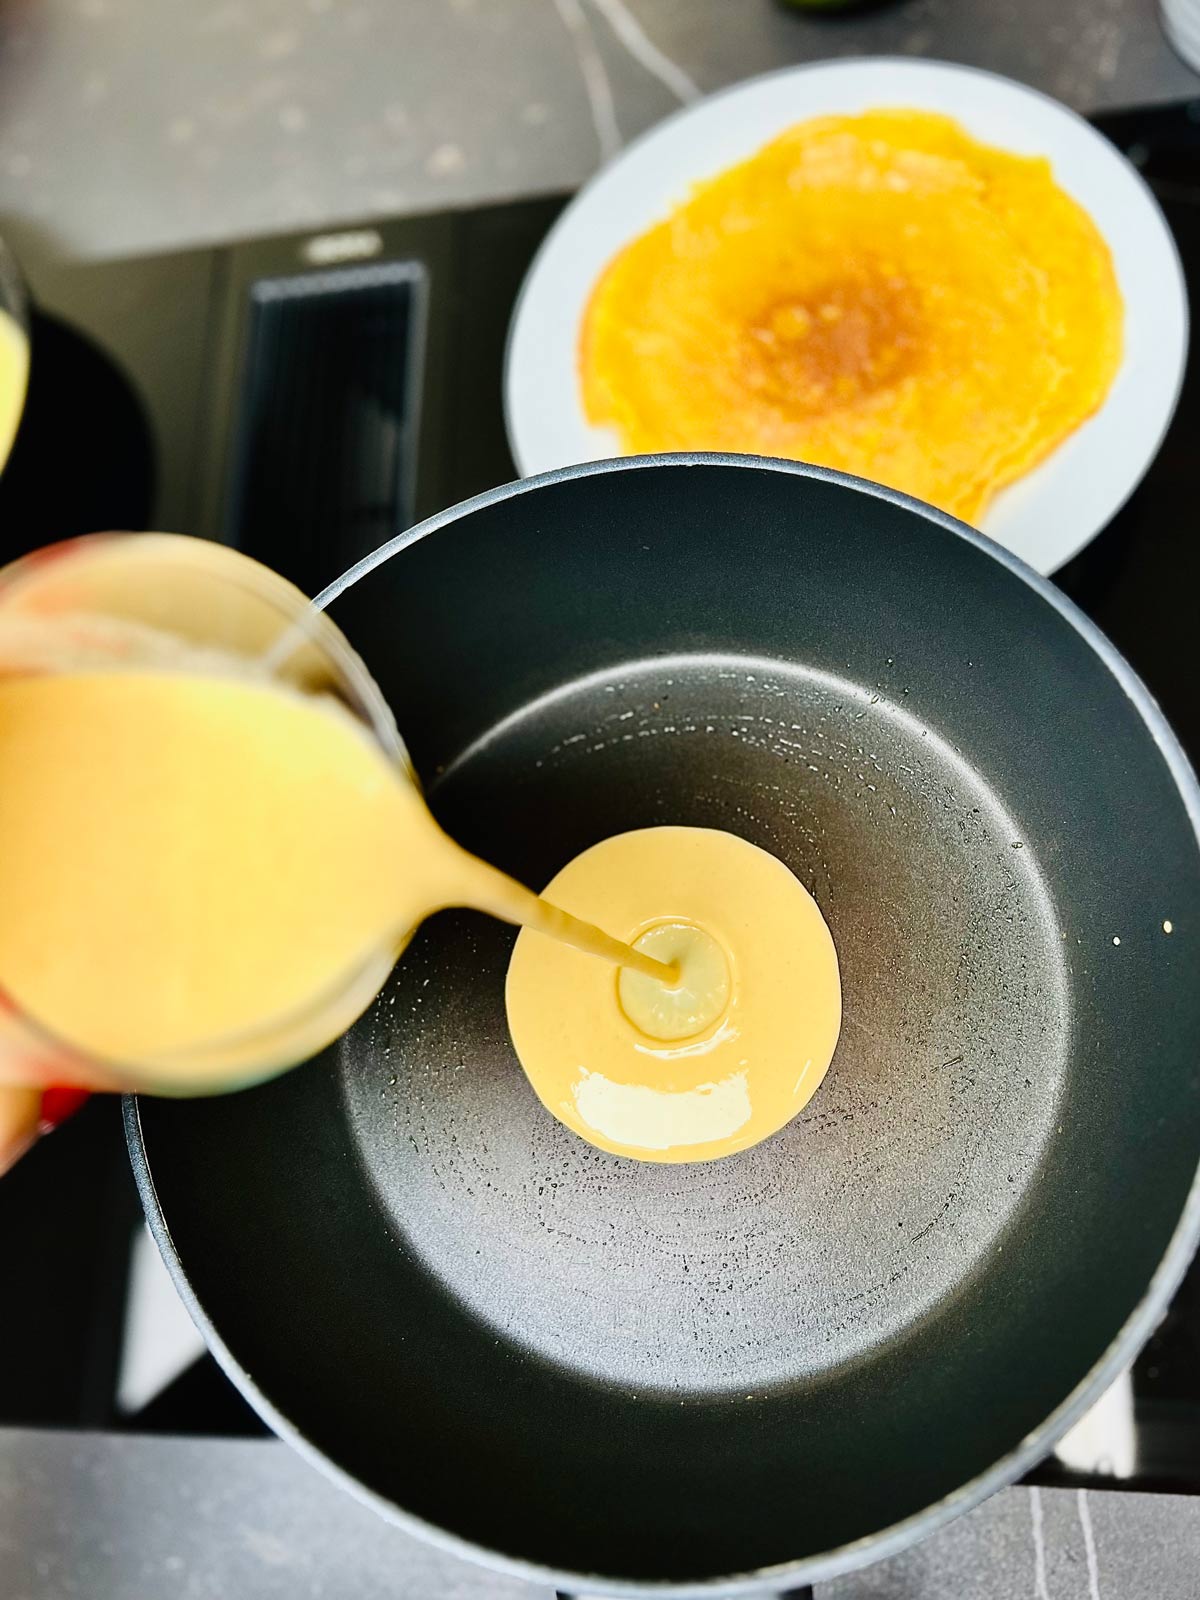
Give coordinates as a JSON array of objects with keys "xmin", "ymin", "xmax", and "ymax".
[{"xmin": 127, "ymin": 452, "xmax": 1200, "ymax": 1596}]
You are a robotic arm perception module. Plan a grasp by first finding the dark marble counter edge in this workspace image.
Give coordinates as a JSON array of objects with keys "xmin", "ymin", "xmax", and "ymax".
[{"xmin": 2, "ymin": 1427, "xmax": 1198, "ymax": 1599}]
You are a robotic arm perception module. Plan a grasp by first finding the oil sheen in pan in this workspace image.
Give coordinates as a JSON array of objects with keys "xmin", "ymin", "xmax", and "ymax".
[{"xmin": 341, "ymin": 655, "xmax": 1069, "ymax": 1396}]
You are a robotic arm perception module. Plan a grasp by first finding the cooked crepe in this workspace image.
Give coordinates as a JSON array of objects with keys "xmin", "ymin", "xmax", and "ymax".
[{"xmin": 580, "ymin": 110, "xmax": 1124, "ymax": 523}]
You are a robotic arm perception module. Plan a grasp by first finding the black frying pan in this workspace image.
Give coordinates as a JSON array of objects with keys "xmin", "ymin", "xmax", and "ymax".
[{"xmin": 128, "ymin": 457, "xmax": 1200, "ymax": 1595}]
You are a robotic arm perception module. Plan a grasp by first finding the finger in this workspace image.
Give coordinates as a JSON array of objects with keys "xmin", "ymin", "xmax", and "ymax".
[
  {"xmin": 0, "ymin": 995, "xmax": 116, "ymax": 1091},
  {"xmin": 0, "ymin": 1045, "xmax": 113, "ymax": 1090},
  {"xmin": 0, "ymin": 1086, "xmax": 41, "ymax": 1176}
]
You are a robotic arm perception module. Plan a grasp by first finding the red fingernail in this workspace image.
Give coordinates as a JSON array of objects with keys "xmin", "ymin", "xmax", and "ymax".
[{"xmin": 40, "ymin": 1086, "xmax": 91, "ymax": 1130}]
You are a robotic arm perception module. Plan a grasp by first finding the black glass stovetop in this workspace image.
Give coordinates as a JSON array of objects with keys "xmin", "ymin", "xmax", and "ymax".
[{"xmin": 0, "ymin": 98, "xmax": 1197, "ymax": 1493}]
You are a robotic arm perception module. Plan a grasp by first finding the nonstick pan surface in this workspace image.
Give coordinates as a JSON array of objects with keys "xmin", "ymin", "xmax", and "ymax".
[{"xmin": 128, "ymin": 457, "xmax": 1200, "ymax": 1594}]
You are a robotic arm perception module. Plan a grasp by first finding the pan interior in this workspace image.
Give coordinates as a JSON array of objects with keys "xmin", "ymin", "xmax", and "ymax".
[{"xmin": 341, "ymin": 652, "xmax": 1069, "ymax": 1395}]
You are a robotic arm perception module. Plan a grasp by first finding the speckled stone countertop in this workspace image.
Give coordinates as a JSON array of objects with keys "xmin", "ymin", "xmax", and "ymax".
[{"xmin": 0, "ymin": 0, "xmax": 1197, "ymax": 262}]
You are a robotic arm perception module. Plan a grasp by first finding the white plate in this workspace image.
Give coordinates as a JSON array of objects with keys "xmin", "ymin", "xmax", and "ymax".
[{"xmin": 505, "ymin": 58, "xmax": 1188, "ymax": 575}]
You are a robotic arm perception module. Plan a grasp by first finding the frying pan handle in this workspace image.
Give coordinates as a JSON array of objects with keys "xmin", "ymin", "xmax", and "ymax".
[{"xmin": 555, "ymin": 1591, "xmax": 813, "ymax": 1599}]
